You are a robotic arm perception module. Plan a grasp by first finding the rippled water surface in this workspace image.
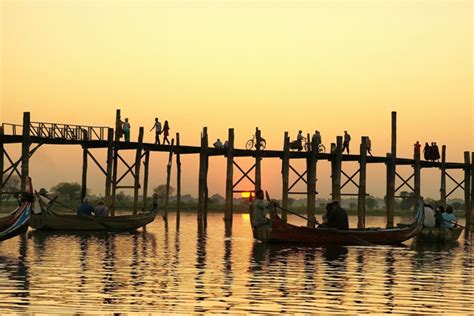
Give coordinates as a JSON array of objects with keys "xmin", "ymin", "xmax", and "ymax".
[{"xmin": 0, "ymin": 213, "xmax": 473, "ymax": 313}]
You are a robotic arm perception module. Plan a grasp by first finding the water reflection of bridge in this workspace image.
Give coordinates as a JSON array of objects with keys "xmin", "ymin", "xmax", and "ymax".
[{"xmin": 1, "ymin": 110, "xmax": 473, "ymax": 229}]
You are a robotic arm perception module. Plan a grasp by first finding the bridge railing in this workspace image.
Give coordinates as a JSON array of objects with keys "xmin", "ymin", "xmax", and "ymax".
[{"xmin": 1, "ymin": 122, "xmax": 109, "ymax": 141}]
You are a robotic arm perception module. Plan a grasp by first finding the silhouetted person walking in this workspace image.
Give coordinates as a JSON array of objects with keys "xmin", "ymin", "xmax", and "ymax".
[
  {"xmin": 150, "ymin": 117, "xmax": 162, "ymax": 145},
  {"xmin": 163, "ymin": 120, "xmax": 170, "ymax": 145},
  {"xmin": 342, "ymin": 131, "xmax": 351, "ymax": 154}
]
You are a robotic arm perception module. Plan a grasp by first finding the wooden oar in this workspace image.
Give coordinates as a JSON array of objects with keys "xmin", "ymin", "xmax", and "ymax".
[
  {"xmin": 264, "ymin": 191, "xmax": 372, "ymax": 246},
  {"xmin": 443, "ymin": 219, "xmax": 466, "ymax": 230}
]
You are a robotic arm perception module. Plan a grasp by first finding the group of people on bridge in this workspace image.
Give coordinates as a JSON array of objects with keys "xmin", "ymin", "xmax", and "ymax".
[
  {"xmin": 115, "ymin": 116, "xmax": 171, "ymax": 145},
  {"xmin": 414, "ymin": 141, "xmax": 441, "ymax": 162}
]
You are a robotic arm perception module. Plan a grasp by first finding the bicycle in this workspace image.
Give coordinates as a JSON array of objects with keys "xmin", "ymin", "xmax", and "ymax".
[
  {"xmin": 245, "ymin": 134, "xmax": 266, "ymax": 150},
  {"xmin": 290, "ymin": 137, "xmax": 326, "ymax": 153}
]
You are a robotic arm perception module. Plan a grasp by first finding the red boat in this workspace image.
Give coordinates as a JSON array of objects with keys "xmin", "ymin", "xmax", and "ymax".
[{"xmin": 251, "ymin": 205, "xmax": 422, "ymax": 246}]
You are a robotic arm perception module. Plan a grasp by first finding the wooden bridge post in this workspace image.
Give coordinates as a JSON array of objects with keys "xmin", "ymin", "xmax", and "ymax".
[
  {"xmin": 21, "ymin": 112, "xmax": 31, "ymax": 192},
  {"xmin": 440, "ymin": 145, "xmax": 447, "ymax": 206},
  {"xmin": 331, "ymin": 136, "xmax": 342, "ymax": 202},
  {"xmin": 198, "ymin": 127, "xmax": 209, "ymax": 225},
  {"xmin": 470, "ymin": 152, "xmax": 474, "ymax": 230},
  {"xmin": 281, "ymin": 132, "xmax": 290, "ymax": 222},
  {"xmin": 176, "ymin": 133, "xmax": 182, "ymax": 228},
  {"xmin": 464, "ymin": 152, "xmax": 471, "ymax": 229},
  {"xmin": 306, "ymin": 137, "xmax": 317, "ymax": 228},
  {"xmin": 114, "ymin": 109, "xmax": 122, "ymax": 141},
  {"xmin": 386, "ymin": 111, "xmax": 397, "ymax": 228},
  {"xmin": 414, "ymin": 150, "xmax": 421, "ymax": 211},
  {"xmin": 0, "ymin": 126, "xmax": 4, "ymax": 209},
  {"xmin": 110, "ymin": 110, "xmax": 122, "ymax": 216},
  {"xmin": 133, "ymin": 127, "xmax": 144, "ymax": 215},
  {"xmin": 105, "ymin": 128, "xmax": 114, "ymax": 206},
  {"xmin": 357, "ymin": 136, "xmax": 368, "ymax": 229},
  {"xmin": 81, "ymin": 144, "xmax": 88, "ymax": 201},
  {"xmin": 142, "ymin": 150, "xmax": 150, "ymax": 211},
  {"xmin": 164, "ymin": 139, "xmax": 175, "ymax": 221},
  {"xmin": 224, "ymin": 128, "xmax": 234, "ymax": 223},
  {"xmin": 255, "ymin": 128, "xmax": 262, "ymax": 192}
]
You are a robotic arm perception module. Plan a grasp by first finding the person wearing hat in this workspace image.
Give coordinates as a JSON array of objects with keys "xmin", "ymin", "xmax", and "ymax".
[{"xmin": 78, "ymin": 196, "xmax": 94, "ymax": 216}]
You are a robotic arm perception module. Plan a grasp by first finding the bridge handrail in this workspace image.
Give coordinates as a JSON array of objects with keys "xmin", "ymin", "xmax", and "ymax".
[{"xmin": 1, "ymin": 122, "xmax": 110, "ymax": 141}]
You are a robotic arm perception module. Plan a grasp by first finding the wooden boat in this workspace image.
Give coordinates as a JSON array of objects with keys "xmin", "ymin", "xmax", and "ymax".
[
  {"xmin": 417, "ymin": 226, "xmax": 463, "ymax": 242},
  {"xmin": 0, "ymin": 180, "xmax": 34, "ymax": 242},
  {"xmin": 30, "ymin": 195, "xmax": 157, "ymax": 232},
  {"xmin": 251, "ymin": 205, "xmax": 422, "ymax": 246}
]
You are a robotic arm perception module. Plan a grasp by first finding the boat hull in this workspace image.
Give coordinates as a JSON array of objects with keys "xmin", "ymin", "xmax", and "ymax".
[
  {"xmin": 417, "ymin": 226, "xmax": 463, "ymax": 242},
  {"xmin": 253, "ymin": 214, "xmax": 421, "ymax": 246},
  {"xmin": 0, "ymin": 202, "xmax": 32, "ymax": 242},
  {"xmin": 30, "ymin": 211, "xmax": 156, "ymax": 232}
]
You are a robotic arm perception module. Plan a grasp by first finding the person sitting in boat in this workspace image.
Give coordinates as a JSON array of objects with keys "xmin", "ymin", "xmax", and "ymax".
[
  {"xmin": 252, "ymin": 190, "xmax": 270, "ymax": 227},
  {"xmin": 77, "ymin": 196, "xmax": 94, "ymax": 216},
  {"xmin": 94, "ymin": 200, "xmax": 109, "ymax": 217},
  {"xmin": 422, "ymin": 203, "xmax": 436, "ymax": 228},
  {"xmin": 323, "ymin": 201, "xmax": 349, "ymax": 230},
  {"xmin": 435, "ymin": 206, "xmax": 445, "ymax": 228},
  {"xmin": 442, "ymin": 205, "xmax": 457, "ymax": 229}
]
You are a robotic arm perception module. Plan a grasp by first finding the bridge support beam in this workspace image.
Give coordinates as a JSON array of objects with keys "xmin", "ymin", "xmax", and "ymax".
[
  {"xmin": 255, "ymin": 128, "xmax": 262, "ymax": 192},
  {"xmin": 331, "ymin": 136, "xmax": 342, "ymax": 203},
  {"xmin": 224, "ymin": 128, "xmax": 234, "ymax": 223},
  {"xmin": 464, "ymin": 152, "xmax": 471, "ymax": 229},
  {"xmin": 198, "ymin": 127, "xmax": 209, "ymax": 227},
  {"xmin": 306, "ymin": 137, "xmax": 317, "ymax": 227},
  {"xmin": 357, "ymin": 137, "xmax": 368, "ymax": 228},
  {"xmin": 440, "ymin": 145, "xmax": 447, "ymax": 206},
  {"xmin": 0, "ymin": 126, "xmax": 3, "ymax": 209},
  {"xmin": 105, "ymin": 128, "xmax": 114, "ymax": 206},
  {"xmin": 81, "ymin": 145, "xmax": 88, "ymax": 201},
  {"xmin": 164, "ymin": 139, "xmax": 175, "ymax": 221},
  {"xmin": 281, "ymin": 132, "xmax": 290, "ymax": 222},
  {"xmin": 176, "ymin": 133, "xmax": 182, "ymax": 228},
  {"xmin": 21, "ymin": 112, "xmax": 31, "ymax": 192},
  {"xmin": 386, "ymin": 111, "xmax": 397, "ymax": 228},
  {"xmin": 133, "ymin": 127, "xmax": 144, "ymax": 215}
]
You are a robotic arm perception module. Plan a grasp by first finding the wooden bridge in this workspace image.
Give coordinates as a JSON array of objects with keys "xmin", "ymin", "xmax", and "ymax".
[{"xmin": 1, "ymin": 110, "xmax": 473, "ymax": 230}]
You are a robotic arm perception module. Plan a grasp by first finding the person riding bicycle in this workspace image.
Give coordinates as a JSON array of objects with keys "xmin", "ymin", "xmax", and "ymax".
[{"xmin": 295, "ymin": 130, "xmax": 304, "ymax": 151}]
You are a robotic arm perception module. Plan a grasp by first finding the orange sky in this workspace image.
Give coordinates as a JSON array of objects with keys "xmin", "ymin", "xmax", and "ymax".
[{"xmin": 1, "ymin": 0, "xmax": 472, "ymax": 200}]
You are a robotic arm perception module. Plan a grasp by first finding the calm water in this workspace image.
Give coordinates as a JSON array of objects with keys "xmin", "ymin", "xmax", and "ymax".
[{"xmin": 0, "ymin": 213, "xmax": 473, "ymax": 314}]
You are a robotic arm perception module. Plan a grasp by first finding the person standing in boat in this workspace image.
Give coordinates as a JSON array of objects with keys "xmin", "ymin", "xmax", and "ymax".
[
  {"xmin": 342, "ymin": 131, "xmax": 351, "ymax": 154},
  {"xmin": 78, "ymin": 196, "xmax": 94, "ymax": 216},
  {"xmin": 150, "ymin": 117, "xmax": 162, "ymax": 145},
  {"xmin": 123, "ymin": 118, "xmax": 131, "ymax": 142},
  {"xmin": 252, "ymin": 190, "xmax": 270, "ymax": 227},
  {"xmin": 94, "ymin": 200, "xmax": 109, "ymax": 217}
]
